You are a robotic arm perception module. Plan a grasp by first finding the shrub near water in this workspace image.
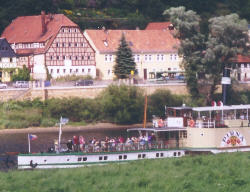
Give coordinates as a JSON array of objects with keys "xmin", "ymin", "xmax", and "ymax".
[{"xmin": 1, "ymin": 152, "xmax": 250, "ymax": 192}]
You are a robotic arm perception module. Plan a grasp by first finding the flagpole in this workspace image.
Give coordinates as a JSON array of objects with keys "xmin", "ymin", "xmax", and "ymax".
[{"xmin": 28, "ymin": 134, "xmax": 31, "ymax": 153}]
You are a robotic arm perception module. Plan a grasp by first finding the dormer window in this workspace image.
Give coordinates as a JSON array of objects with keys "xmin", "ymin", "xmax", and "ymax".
[{"xmin": 103, "ymin": 40, "xmax": 108, "ymax": 47}]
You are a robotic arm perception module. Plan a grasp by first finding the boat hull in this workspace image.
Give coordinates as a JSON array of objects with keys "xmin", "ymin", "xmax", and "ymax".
[{"xmin": 18, "ymin": 149, "xmax": 185, "ymax": 169}]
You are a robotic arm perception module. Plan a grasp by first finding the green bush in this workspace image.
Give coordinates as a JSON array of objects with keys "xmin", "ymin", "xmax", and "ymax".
[
  {"xmin": 40, "ymin": 118, "xmax": 57, "ymax": 127},
  {"xmin": 148, "ymin": 89, "xmax": 184, "ymax": 118},
  {"xmin": 100, "ymin": 85, "xmax": 144, "ymax": 124}
]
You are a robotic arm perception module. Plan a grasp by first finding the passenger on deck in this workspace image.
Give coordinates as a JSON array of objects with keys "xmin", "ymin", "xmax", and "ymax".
[
  {"xmin": 79, "ymin": 136, "xmax": 85, "ymax": 152},
  {"xmin": 73, "ymin": 136, "xmax": 79, "ymax": 152}
]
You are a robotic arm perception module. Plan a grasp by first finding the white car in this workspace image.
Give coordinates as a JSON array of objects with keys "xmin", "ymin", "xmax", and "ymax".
[{"xmin": 0, "ymin": 83, "xmax": 7, "ymax": 89}]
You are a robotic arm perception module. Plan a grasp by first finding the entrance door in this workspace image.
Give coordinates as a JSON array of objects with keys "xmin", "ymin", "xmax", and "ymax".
[{"xmin": 143, "ymin": 68, "xmax": 147, "ymax": 80}]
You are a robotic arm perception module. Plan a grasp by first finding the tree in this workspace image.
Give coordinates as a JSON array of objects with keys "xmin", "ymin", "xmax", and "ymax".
[
  {"xmin": 114, "ymin": 33, "xmax": 136, "ymax": 79},
  {"xmin": 164, "ymin": 7, "xmax": 249, "ymax": 104},
  {"xmin": 12, "ymin": 65, "xmax": 30, "ymax": 81}
]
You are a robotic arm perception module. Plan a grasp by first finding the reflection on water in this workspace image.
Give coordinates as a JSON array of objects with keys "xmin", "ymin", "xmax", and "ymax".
[{"xmin": 0, "ymin": 128, "xmax": 128, "ymax": 154}]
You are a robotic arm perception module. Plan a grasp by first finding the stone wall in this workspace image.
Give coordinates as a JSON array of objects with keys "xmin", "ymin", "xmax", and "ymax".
[{"xmin": 0, "ymin": 83, "xmax": 188, "ymax": 101}]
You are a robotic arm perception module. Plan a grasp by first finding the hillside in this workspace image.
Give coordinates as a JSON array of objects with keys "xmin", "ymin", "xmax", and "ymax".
[
  {"xmin": 1, "ymin": 152, "xmax": 250, "ymax": 191},
  {"xmin": 1, "ymin": 0, "xmax": 250, "ymax": 33}
]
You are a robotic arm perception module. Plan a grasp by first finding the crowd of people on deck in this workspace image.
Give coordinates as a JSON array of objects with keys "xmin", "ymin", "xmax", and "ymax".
[{"xmin": 63, "ymin": 133, "xmax": 157, "ymax": 153}]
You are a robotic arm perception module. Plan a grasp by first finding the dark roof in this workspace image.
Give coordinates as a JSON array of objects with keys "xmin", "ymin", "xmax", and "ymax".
[{"xmin": 0, "ymin": 38, "xmax": 16, "ymax": 57}]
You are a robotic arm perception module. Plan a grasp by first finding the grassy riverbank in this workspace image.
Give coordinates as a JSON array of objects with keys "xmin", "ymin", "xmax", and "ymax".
[{"xmin": 1, "ymin": 152, "xmax": 250, "ymax": 192}]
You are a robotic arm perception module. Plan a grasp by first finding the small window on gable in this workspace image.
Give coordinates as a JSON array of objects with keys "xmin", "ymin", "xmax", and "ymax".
[
  {"xmin": 10, "ymin": 58, "xmax": 13, "ymax": 62},
  {"xmin": 50, "ymin": 56, "xmax": 53, "ymax": 60},
  {"xmin": 56, "ymin": 43, "xmax": 59, "ymax": 47},
  {"xmin": 62, "ymin": 29, "xmax": 64, "ymax": 33},
  {"xmin": 103, "ymin": 40, "xmax": 108, "ymax": 47}
]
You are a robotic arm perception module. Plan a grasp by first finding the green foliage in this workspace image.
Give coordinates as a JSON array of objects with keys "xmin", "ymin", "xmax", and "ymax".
[
  {"xmin": 11, "ymin": 65, "xmax": 30, "ymax": 81},
  {"xmin": 164, "ymin": 7, "xmax": 249, "ymax": 105},
  {"xmin": 1, "ymin": 152, "xmax": 250, "ymax": 191},
  {"xmin": 114, "ymin": 34, "xmax": 136, "ymax": 79},
  {"xmin": 54, "ymin": 74, "xmax": 93, "ymax": 82},
  {"xmin": 148, "ymin": 89, "xmax": 184, "ymax": 118},
  {"xmin": 100, "ymin": 85, "xmax": 144, "ymax": 124}
]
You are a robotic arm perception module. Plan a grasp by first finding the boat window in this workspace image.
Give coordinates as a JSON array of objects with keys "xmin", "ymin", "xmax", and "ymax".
[
  {"xmin": 138, "ymin": 154, "xmax": 141, "ymax": 159},
  {"xmin": 99, "ymin": 156, "xmax": 103, "ymax": 160},
  {"xmin": 67, "ymin": 159, "xmax": 70, "ymax": 161},
  {"xmin": 156, "ymin": 153, "xmax": 159, "ymax": 157},
  {"xmin": 173, "ymin": 152, "xmax": 176, "ymax": 157},
  {"xmin": 83, "ymin": 157, "xmax": 87, "ymax": 161},
  {"xmin": 44, "ymin": 159, "xmax": 47, "ymax": 162},
  {"xmin": 119, "ymin": 155, "xmax": 122, "ymax": 160},
  {"xmin": 78, "ymin": 157, "xmax": 82, "ymax": 161},
  {"xmin": 142, "ymin": 154, "xmax": 146, "ymax": 158},
  {"xmin": 123, "ymin": 155, "xmax": 127, "ymax": 159},
  {"xmin": 104, "ymin": 156, "xmax": 108, "ymax": 160},
  {"xmin": 160, "ymin": 153, "xmax": 164, "ymax": 157}
]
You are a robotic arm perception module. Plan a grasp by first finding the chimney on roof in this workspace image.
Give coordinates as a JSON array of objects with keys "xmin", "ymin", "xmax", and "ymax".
[{"xmin": 41, "ymin": 10, "xmax": 47, "ymax": 34}]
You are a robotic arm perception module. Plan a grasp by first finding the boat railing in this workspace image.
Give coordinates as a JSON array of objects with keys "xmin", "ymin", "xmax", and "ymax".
[
  {"xmin": 64, "ymin": 141, "xmax": 177, "ymax": 153},
  {"xmin": 193, "ymin": 120, "xmax": 215, "ymax": 128}
]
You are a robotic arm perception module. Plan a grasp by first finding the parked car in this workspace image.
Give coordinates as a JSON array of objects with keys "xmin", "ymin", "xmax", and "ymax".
[
  {"xmin": 14, "ymin": 81, "xmax": 29, "ymax": 88},
  {"xmin": 75, "ymin": 80, "xmax": 94, "ymax": 86},
  {"xmin": 0, "ymin": 83, "xmax": 7, "ymax": 89},
  {"xmin": 176, "ymin": 75, "xmax": 185, "ymax": 80}
]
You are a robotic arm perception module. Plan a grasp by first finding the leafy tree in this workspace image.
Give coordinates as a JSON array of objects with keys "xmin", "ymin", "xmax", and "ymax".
[
  {"xmin": 100, "ymin": 85, "xmax": 144, "ymax": 124},
  {"xmin": 164, "ymin": 7, "xmax": 249, "ymax": 104},
  {"xmin": 114, "ymin": 33, "xmax": 136, "ymax": 79},
  {"xmin": 12, "ymin": 65, "xmax": 30, "ymax": 81}
]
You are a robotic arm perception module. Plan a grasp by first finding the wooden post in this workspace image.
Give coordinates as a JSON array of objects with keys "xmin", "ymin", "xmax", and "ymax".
[{"xmin": 143, "ymin": 95, "xmax": 147, "ymax": 128}]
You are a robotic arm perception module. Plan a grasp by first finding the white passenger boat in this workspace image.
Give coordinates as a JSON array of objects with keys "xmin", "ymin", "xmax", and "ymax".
[{"xmin": 18, "ymin": 104, "xmax": 250, "ymax": 169}]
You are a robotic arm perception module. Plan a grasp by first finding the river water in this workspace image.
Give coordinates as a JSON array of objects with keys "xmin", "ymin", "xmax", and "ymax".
[{"xmin": 0, "ymin": 128, "xmax": 129, "ymax": 154}]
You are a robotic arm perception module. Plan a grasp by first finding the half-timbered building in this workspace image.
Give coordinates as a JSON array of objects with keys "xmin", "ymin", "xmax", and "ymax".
[{"xmin": 1, "ymin": 11, "xmax": 96, "ymax": 80}]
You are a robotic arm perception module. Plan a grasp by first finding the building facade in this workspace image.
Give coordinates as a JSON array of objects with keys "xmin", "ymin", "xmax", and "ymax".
[
  {"xmin": 1, "ymin": 12, "xmax": 96, "ymax": 80},
  {"xmin": 84, "ymin": 29, "xmax": 182, "ymax": 80},
  {"xmin": 0, "ymin": 38, "xmax": 18, "ymax": 82}
]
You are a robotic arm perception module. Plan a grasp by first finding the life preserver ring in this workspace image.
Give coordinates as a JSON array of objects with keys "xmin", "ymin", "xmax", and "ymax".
[
  {"xmin": 188, "ymin": 119, "xmax": 195, "ymax": 127},
  {"xmin": 158, "ymin": 119, "xmax": 164, "ymax": 127}
]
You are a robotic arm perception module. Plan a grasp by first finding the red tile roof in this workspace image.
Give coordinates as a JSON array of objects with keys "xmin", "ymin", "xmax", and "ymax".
[
  {"xmin": 1, "ymin": 13, "xmax": 77, "ymax": 54},
  {"xmin": 232, "ymin": 55, "xmax": 250, "ymax": 63},
  {"xmin": 145, "ymin": 22, "xmax": 172, "ymax": 30},
  {"xmin": 85, "ymin": 29, "xmax": 179, "ymax": 53}
]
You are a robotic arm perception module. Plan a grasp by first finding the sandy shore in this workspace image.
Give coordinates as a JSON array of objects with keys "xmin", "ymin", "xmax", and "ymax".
[{"xmin": 0, "ymin": 122, "xmax": 152, "ymax": 135}]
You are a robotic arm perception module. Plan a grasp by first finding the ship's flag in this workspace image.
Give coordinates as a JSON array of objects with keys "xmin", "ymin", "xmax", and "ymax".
[{"xmin": 29, "ymin": 134, "xmax": 38, "ymax": 141}]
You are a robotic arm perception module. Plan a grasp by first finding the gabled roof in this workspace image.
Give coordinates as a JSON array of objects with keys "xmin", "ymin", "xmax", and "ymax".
[
  {"xmin": 145, "ymin": 22, "xmax": 173, "ymax": 30},
  {"xmin": 2, "ymin": 13, "xmax": 77, "ymax": 44},
  {"xmin": 0, "ymin": 38, "xmax": 16, "ymax": 57},
  {"xmin": 85, "ymin": 29, "xmax": 179, "ymax": 54}
]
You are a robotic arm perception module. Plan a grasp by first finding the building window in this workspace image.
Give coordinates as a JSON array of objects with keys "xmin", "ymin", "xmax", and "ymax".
[
  {"xmin": 75, "ymin": 56, "xmax": 78, "ymax": 60},
  {"xmin": 148, "ymin": 55, "xmax": 152, "ymax": 61},
  {"xmin": 105, "ymin": 55, "xmax": 112, "ymax": 62},
  {"xmin": 157, "ymin": 54, "xmax": 164, "ymax": 61},
  {"xmin": 69, "ymin": 43, "xmax": 71, "ymax": 47},
  {"xmin": 88, "ymin": 68, "xmax": 91, "ymax": 73},
  {"xmin": 50, "ymin": 56, "xmax": 53, "ymax": 60},
  {"xmin": 82, "ymin": 68, "xmax": 84, "ymax": 72},
  {"xmin": 57, "ymin": 69, "xmax": 60, "ymax": 73},
  {"xmin": 82, "ymin": 56, "xmax": 84, "ymax": 60},
  {"xmin": 63, "ymin": 56, "xmax": 66, "ymax": 60},
  {"xmin": 82, "ymin": 43, "xmax": 84, "ymax": 47},
  {"xmin": 62, "ymin": 43, "xmax": 65, "ymax": 47},
  {"xmin": 75, "ymin": 29, "xmax": 77, "ymax": 32},
  {"xmin": 69, "ymin": 56, "xmax": 72, "ymax": 60},
  {"xmin": 63, "ymin": 69, "xmax": 66, "ymax": 73},
  {"xmin": 145, "ymin": 55, "xmax": 148, "ymax": 61},
  {"xmin": 88, "ymin": 56, "xmax": 90, "ymax": 60},
  {"xmin": 69, "ymin": 29, "xmax": 71, "ymax": 33},
  {"xmin": 75, "ymin": 43, "xmax": 78, "ymax": 47},
  {"xmin": 50, "ymin": 69, "xmax": 53, "ymax": 73},
  {"xmin": 10, "ymin": 58, "xmax": 13, "ymax": 62},
  {"xmin": 70, "ymin": 69, "xmax": 72, "ymax": 73},
  {"xmin": 56, "ymin": 56, "xmax": 59, "ymax": 60},
  {"xmin": 76, "ymin": 69, "xmax": 78, "ymax": 73},
  {"xmin": 134, "ymin": 55, "xmax": 140, "ymax": 62},
  {"xmin": 56, "ymin": 43, "xmax": 59, "ymax": 47},
  {"xmin": 108, "ymin": 69, "xmax": 110, "ymax": 75},
  {"xmin": 62, "ymin": 29, "xmax": 64, "ymax": 33}
]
